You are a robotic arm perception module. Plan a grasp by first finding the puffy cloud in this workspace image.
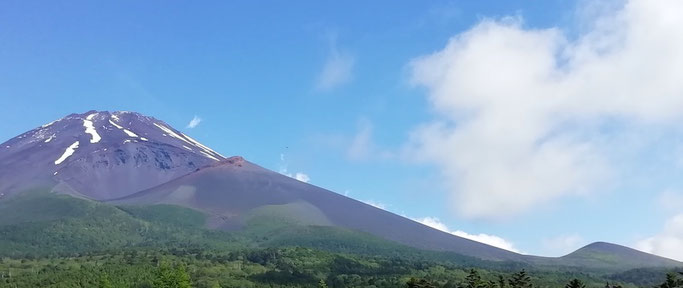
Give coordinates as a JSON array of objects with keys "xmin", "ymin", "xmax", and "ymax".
[
  {"xmin": 186, "ymin": 116, "xmax": 202, "ymax": 129},
  {"xmin": 413, "ymin": 217, "xmax": 520, "ymax": 253},
  {"xmin": 294, "ymin": 172, "xmax": 310, "ymax": 183},
  {"xmin": 636, "ymin": 214, "xmax": 683, "ymax": 261},
  {"xmin": 407, "ymin": 0, "xmax": 683, "ymax": 219}
]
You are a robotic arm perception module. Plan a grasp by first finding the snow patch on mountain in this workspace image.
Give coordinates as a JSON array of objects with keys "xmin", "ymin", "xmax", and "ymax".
[
  {"xmin": 200, "ymin": 151, "xmax": 220, "ymax": 161},
  {"xmin": 83, "ymin": 114, "xmax": 101, "ymax": 143},
  {"xmin": 182, "ymin": 133, "xmax": 225, "ymax": 158},
  {"xmin": 123, "ymin": 129, "xmax": 139, "ymax": 138},
  {"xmin": 109, "ymin": 119, "xmax": 124, "ymax": 129},
  {"xmin": 54, "ymin": 141, "xmax": 80, "ymax": 165}
]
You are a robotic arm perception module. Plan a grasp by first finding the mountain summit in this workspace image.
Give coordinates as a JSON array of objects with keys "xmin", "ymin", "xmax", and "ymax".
[{"xmin": 0, "ymin": 111, "xmax": 224, "ymax": 200}]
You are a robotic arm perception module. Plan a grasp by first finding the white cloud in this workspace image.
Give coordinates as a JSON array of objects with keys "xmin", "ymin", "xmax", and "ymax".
[
  {"xmin": 412, "ymin": 217, "xmax": 520, "ymax": 253},
  {"xmin": 636, "ymin": 213, "xmax": 683, "ymax": 262},
  {"xmin": 278, "ymin": 154, "xmax": 310, "ymax": 183},
  {"xmin": 542, "ymin": 234, "xmax": 586, "ymax": 256},
  {"xmin": 316, "ymin": 39, "xmax": 354, "ymax": 91},
  {"xmin": 348, "ymin": 120, "xmax": 374, "ymax": 160},
  {"xmin": 361, "ymin": 200, "xmax": 387, "ymax": 210},
  {"xmin": 294, "ymin": 172, "xmax": 310, "ymax": 183},
  {"xmin": 186, "ymin": 116, "xmax": 202, "ymax": 129},
  {"xmin": 407, "ymin": 0, "xmax": 683, "ymax": 219},
  {"xmin": 347, "ymin": 119, "xmax": 394, "ymax": 161}
]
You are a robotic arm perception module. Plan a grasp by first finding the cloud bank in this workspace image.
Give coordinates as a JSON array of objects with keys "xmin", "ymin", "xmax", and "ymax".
[
  {"xmin": 413, "ymin": 217, "xmax": 520, "ymax": 253},
  {"xmin": 636, "ymin": 213, "xmax": 683, "ymax": 262},
  {"xmin": 407, "ymin": 0, "xmax": 683, "ymax": 219}
]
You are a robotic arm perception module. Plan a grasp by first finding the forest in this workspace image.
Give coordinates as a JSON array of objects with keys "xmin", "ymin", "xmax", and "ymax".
[{"xmin": 0, "ymin": 193, "xmax": 681, "ymax": 287}]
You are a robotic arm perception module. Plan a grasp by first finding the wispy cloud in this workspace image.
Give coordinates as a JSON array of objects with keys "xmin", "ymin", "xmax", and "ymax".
[
  {"xmin": 347, "ymin": 119, "xmax": 394, "ymax": 161},
  {"xmin": 186, "ymin": 115, "xmax": 202, "ymax": 129},
  {"xmin": 361, "ymin": 199, "xmax": 387, "ymax": 210},
  {"xmin": 316, "ymin": 36, "xmax": 354, "ymax": 91}
]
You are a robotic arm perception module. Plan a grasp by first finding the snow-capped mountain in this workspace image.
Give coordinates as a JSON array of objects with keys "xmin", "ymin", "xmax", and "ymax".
[
  {"xmin": 1, "ymin": 110, "xmax": 680, "ymax": 269},
  {"xmin": 0, "ymin": 111, "xmax": 225, "ymax": 200}
]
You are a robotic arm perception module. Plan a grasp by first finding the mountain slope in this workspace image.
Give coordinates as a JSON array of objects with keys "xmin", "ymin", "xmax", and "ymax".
[
  {"xmin": 553, "ymin": 242, "xmax": 682, "ymax": 270},
  {"xmin": 109, "ymin": 158, "xmax": 525, "ymax": 262}
]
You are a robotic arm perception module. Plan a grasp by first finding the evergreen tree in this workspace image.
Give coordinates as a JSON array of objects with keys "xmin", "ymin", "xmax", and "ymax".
[
  {"xmin": 465, "ymin": 269, "xmax": 483, "ymax": 288},
  {"xmin": 565, "ymin": 279, "xmax": 585, "ymax": 288},
  {"xmin": 318, "ymin": 279, "xmax": 329, "ymax": 288},
  {"xmin": 498, "ymin": 275, "xmax": 507, "ymax": 288},
  {"xmin": 508, "ymin": 270, "xmax": 532, "ymax": 288},
  {"xmin": 658, "ymin": 272, "xmax": 683, "ymax": 288}
]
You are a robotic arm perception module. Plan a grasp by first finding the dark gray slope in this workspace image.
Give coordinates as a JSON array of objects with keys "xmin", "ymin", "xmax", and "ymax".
[
  {"xmin": 111, "ymin": 157, "xmax": 527, "ymax": 261},
  {"xmin": 0, "ymin": 111, "xmax": 224, "ymax": 200}
]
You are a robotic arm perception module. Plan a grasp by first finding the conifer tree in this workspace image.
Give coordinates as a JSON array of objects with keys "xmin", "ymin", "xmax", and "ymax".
[
  {"xmin": 508, "ymin": 270, "xmax": 532, "ymax": 288},
  {"xmin": 465, "ymin": 269, "xmax": 483, "ymax": 288},
  {"xmin": 565, "ymin": 279, "xmax": 585, "ymax": 288}
]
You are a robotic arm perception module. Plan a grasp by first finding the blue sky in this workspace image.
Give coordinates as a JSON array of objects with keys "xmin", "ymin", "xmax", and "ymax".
[{"xmin": 2, "ymin": 0, "xmax": 683, "ymax": 260}]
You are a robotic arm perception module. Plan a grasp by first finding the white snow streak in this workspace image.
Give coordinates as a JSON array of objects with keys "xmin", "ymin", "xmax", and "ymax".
[
  {"xmin": 110, "ymin": 118, "xmax": 142, "ymax": 139},
  {"xmin": 123, "ymin": 129, "xmax": 138, "ymax": 138},
  {"xmin": 83, "ymin": 114, "xmax": 101, "ymax": 143},
  {"xmin": 183, "ymin": 145, "xmax": 193, "ymax": 151},
  {"xmin": 41, "ymin": 120, "xmax": 58, "ymax": 128},
  {"xmin": 108, "ymin": 119, "xmax": 124, "ymax": 129},
  {"xmin": 200, "ymin": 151, "xmax": 220, "ymax": 161},
  {"xmin": 153, "ymin": 123, "xmax": 194, "ymax": 146},
  {"xmin": 44, "ymin": 134, "xmax": 56, "ymax": 143},
  {"xmin": 54, "ymin": 141, "xmax": 79, "ymax": 165},
  {"xmin": 182, "ymin": 133, "xmax": 225, "ymax": 158}
]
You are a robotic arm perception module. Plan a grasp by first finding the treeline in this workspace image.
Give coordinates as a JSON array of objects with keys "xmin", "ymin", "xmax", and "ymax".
[{"xmin": 2, "ymin": 247, "xmax": 679, "ymax": 288}]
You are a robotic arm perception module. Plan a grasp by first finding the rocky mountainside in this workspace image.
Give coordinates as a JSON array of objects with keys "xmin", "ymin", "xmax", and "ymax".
[{"xmin": 0, "ymin": 111, "xmax": 224, "ymax": 200}]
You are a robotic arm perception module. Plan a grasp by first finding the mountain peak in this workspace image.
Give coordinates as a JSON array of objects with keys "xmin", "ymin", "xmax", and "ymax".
[{"xmin": 0, "ymin": 110, "xmax": 228, "ymax": 200}]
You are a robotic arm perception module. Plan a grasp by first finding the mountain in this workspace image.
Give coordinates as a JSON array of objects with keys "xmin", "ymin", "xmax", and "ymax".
[
  {"xmin": 108, "ymin": 157, "xmax": 524, "ymax": 261},
  {"xmin": 0, "ymin": 111, "xmax": 223, "ymax": 200},
  {"xmin": 0, "ymin": 110, "xmax": 680, "ymax": 272},
  {"xmin": 554, "ymin": 242, "xmax": 682, "ymax": 270}
]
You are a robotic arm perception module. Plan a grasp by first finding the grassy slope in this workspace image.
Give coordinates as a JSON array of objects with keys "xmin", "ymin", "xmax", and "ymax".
[{"xmin": 0, "ymin": 192, "xmax": 675, "ymax": 286}]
